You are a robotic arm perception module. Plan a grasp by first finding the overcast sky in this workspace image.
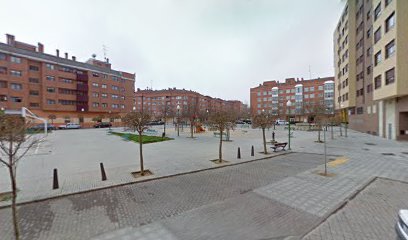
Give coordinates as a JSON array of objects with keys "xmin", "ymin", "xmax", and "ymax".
[{"xmin": 0, "ymin": 0, "xmax": 344, "ymax": 104}]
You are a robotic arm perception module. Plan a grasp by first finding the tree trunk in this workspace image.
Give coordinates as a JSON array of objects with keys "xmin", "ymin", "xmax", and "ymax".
[
  {"xmin": 9, "ymin": 165, "xmax": 20, "ymax": 240},
  {"xmin": 163, "ymin": 120, "xmax": 166, "ymax": 136},
  {"xmin": 262, "ymin": 128, "xmax": 267, "ymax": 154},
  {"xmin": 318, "ymin": 127, "xmax": 321, "ymax": 142},
  {"xmin": 190, "ymin": 122, "xmax": 194, "ymax": 138},
  {"xmin": 138, "ymin": 132, "xmax": 144, "ymax": 175},
  {"xmin": 219, "ymin": 130, "xmax": 223, "ymax": 163},
  {"xmin": 331, "ymin": 125, "xmax": 334, "ymax": 139}
]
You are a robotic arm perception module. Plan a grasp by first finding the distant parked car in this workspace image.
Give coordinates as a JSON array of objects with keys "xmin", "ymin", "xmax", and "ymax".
[
  {"xmin": 397, "ymin": 209, "xmax": 408, "ymax": 240},
  {"xmin": 242, "ymin": 119, "xmax": 252, "ymax": 125},
  {"xmin": 28, "ymin": 123, "xmax": 56, "ymax": 131},
  {"xmin": 235, "ymin": 120, "xmax": 245, "ymax": 124},
  {"xmin": 59, "ymin": 123, "xmax": 81, "ymax": 129},
  {"xmin": 93, "ymin": 122, "xmax": 112, "ymax": 128},
  {"xmin": 147, "ymin": 120, "xmax": 164, "ymax": 126},
  {"xmin": 276, "ymin": 120, "xmax": 288, "ymax": 125}
]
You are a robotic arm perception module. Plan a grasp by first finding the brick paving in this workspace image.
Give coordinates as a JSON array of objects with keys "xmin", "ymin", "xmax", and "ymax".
[
  {"xmin": 0, "ymin": 153, "xmax": 324, "ymax": 240},
  {"xmin": 303, "ymin": 178, "xmax": 408, "ymax": 240}
]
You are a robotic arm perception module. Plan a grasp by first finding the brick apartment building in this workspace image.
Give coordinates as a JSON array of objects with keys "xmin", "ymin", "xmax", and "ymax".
[
  {"xmin": 0, "ymin": 34, "xmax": 135, "ymax": 127},
  {"xmin": 134, "ymin": 88, "xmax": 245, "ymax": 120},
  {"xmin": 334, "ymin": 0, "xmax": 408, "ymax": 140},
  {"xmin": 250, "ymin": 77, "xmax": 335, "ymax": 121}
]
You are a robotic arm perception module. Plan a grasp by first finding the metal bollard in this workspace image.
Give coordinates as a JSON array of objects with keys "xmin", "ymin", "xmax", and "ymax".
[
  {"xmin": 100, "ymin": 163, "xmax": 107, "ymax": 181},
  {"xmin": 53, "ymin": 168, "xmax": 59, "ymax": 190},
  {"xmin": 237, "ymin": 147, "xmax": 241, "ymax": 159},
  {"xmin": 251, "ymin": 145, "xmax": 254, "ymax": 156}
]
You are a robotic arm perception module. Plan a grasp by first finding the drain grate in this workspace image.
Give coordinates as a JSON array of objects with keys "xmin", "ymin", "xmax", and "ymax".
[
  {"xmin": 382, "ymin": 153, "xmax": 395, "ymax": 156},
  {"xmin": 365, "ymin": 143, "xmax": 377, "ymax": 146}
]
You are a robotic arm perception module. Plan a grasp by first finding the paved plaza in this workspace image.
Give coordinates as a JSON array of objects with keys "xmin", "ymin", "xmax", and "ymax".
[{"xmin": 0, "ymin": 124, "xmax": 407, "ymax": 239}]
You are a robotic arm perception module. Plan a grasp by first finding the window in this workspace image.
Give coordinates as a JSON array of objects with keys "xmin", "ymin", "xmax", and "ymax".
[
  {"xmin": 385, "ymin": 12, "xmax": 395, "ymax": 33},
  {"xmin": 0, "ymin": 67, "xmax": 6, "ymax": 74},
  {"xmin": 92, "ymin": 102, "xmax": 99, "ymax": 107},
  {"xmin": 29, "ymin": 103, "xmax": 39, "ymax": 108},
  {"xmin": 10, "ymin": 97, "xmax": 22, "ymax": 103},
  {"xmin": 112, "ymin": 104, "xmax": 119, "ymax": 109},
  {"xmin": 29, "ymin": 78, "xmax": 39, "ymax": 83},
  {"xmin": 58, "ymin": 100, "xmax": 76, "ymax": 105},
  {"xmin": 0, "ymin": 81, "xmax": 7, "ymax": 88},
  {"xmin": 112, "ymin": 94, "xmax": 119, "ymax": 100},
  {"xmin": 92, "ymin": 83, "xmax": 99, "ymax": 87},
  {"xmin": 46, "ymin": 76, "xmax": 55, "ymax": 81},
  {"xmin": 29, "ymin": 65, "xmax": 39, "ymax": 71},
  {"xmin": 367, "ymin": 47, "xmax": 372, "ymax": 57},
  {"xmin": 92, "ymin": 92, "xmax": 99, "ymax": 97},
  {"xmin": 357, "ymin": 107, "xmax": 364, "ymax": 115},
  {"xmin": 374, "ymin": 27, "xmax": 381, "ymax": 43},
  {"xmin": 10, "ymin": 56, "xmax": 21, "ymax": 63},
  {"xmin": 112, "ymin": 85, "xmax": 119, "ymax": 91},
  {"xmin": 374, "ymin": 51, "xmax": 382, "ymax": 66},
  {"xmin": 47, "ymin": 87, "xmax": 55, "ymax": 93},
  {"xmin": 367, "ymin": 27, "xmax": 372, "ymax": 38},
  {"xmin": 92, "ymin": 72, "xmax": 99, "ymax": 77},
  {"xmin": 101, "ymin": 84, "xmax": 107, "ymax": 89},
  {"xmin": 374, "ymin": 3, "xmax": 381, "ymax": 21},
  {"xmin": 309, "ymin": 87, "xmax": 315, "ymax": 91},
  {"xmin": 385, "ymin": 68, "xmax": 395, "ymax": 85},
  {"xmin": 310, "ymin": 94, "xmax": 315, "ymax": 98},
  {"xmin": 10, "ymin": 83, "xmax": 22, "ymax": 90},
  {"xmin": 367, "ymin": 65, "xmax": 372, "ymax": 75},
  {"xmin": 374, "ymin": 75, "xmax": 382, "ymax": 89},
  {"xmin": 0, "ymin": 53, "xmax": 6, "ymax": 60},
  {"xmin": 60, "ymin": 78, "xmax": 73, "ymax": 84},
  {"xmin": 10, "ymin": 70, "xmax": 22, "ymax": 77},
  {"xmin": 101, "ymin": 93, "xmax": 108, "ymax": 98},
  {"xmin": 385, "ymin": 0, "xmax": 392, "ymax": 7},
  {"xmin": 367, "ymin": 84, "xmax": 373, "ymax": 93},
  {"xmin": 385, "ymin": 40, "xmax": 395, "ymax": 59},
  {"xmin": 46, "ymin": 64, "xmax": 55, "ymax": 70},
  {"xmin": 102, "ymin": 103, "xmax": 107, "ymax": 108},
  {"xmin": 29, "ymin": 90, "xmax": 39, "ymax": 96}
]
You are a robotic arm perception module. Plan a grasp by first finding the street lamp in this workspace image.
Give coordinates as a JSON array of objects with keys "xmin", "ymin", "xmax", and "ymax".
[
  {"xmin": 286, "ymin": 100, "xmax": 292, "ymax": 150},
  {"xmin": 133, "ymin": 106, "xmax": 136, "ymax": 112},
  {"xmin": 177, "ymin": 104, "xmax": 180, "ymax": 137},
  {"xmin": 108, "ymin": 110, "xmax": 112, "ymax": 130}
]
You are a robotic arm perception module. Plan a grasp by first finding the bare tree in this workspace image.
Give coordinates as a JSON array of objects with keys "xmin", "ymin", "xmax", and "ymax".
[
  {"xmin": 252, "ymin": 112, "xmax": 274, "ymax": 154},
  {"xmin": 0, "ymin": 115, "xmax": 41, "ymax": 240},
  {"xmin": 305, "ymin": 103, "xmax": 328, "ymax": 143},
  {"xmin": 122, "ymin": 112, "xmax": 151, "ymax": 176},
  {"xmin": 208, "ymin": 111, "xmax": 236, "ymax": 163},
  {"xmin": 47, "ymin": 114, "xmax": 56, "ymax": 125}
]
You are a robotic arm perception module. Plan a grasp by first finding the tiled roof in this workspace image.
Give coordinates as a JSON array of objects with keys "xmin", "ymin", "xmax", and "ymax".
[{"xmin": 0, "ymin": 42, "xmax": 132, "ymax": 78}]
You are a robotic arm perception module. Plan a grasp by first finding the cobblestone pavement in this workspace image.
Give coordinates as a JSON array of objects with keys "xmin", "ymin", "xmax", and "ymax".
[
  {"xmin": 303, "ymin": 178, "xmax": 408, "ymax": 240},
  {"xmin": 0, "ymin": 153, "xmax": 325, "ymax": 240}
]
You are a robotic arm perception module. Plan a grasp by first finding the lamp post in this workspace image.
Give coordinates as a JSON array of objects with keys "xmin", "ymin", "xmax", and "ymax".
[
  {"xmin": 177, "ymin": 104, "xmax": 180, "ymax": 137},
  {"xmin": 108, "ymin": 110, "xmax": 112, "ymax": 130},
  {"xmin": 287, "ymin": 100, "xmax": 292, "ymax": 150}
]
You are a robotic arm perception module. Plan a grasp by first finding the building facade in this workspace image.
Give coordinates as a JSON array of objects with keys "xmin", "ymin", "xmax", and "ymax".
[
  {"xmin": 0, "ymin": 34, "xmax": 135, "ymax": 127},
  {"xmin": 134, "ymin": 88, "xmax": 244, "ymax": 119},
  {"xmin": 334, "ymin": 0, "xmax": 408, "ymax": 140},
  {"xmin": 250, "ymin": 77, "xmax": 335, "ymax": 121}
]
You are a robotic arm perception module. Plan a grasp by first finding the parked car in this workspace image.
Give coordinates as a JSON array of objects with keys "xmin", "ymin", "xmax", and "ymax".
[
  {"xmin": 28, "ymin": 123, "xmax": 56, "ymax": 131},
  {"xmin": 147, "ymin": 120, "xmax": 164, "ymax": 125},
  {"xmin": 276, "ymin": 120, "xmax": 288, "ymax": 125},
  {"xmin": 235, "ymin": 120, "xmax": 245, "ymax": 124},
  {"xmin": 93, "ymin": 122, "xmax": 112, "ymax": 128},
  {"xmin": 59, "ymin": 123, "xmax": 81, "ymax": 129},
  {"xmin": 242, "ymin": 119, "xmax": 252, "ymax": 124},
  {"xmin": 397, "ymin": 209, "xmax": 408, "ymax": 240}
]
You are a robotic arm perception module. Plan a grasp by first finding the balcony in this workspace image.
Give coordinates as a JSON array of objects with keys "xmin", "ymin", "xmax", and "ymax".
[
  {"xmin": 76, "ymin": 84, "xmax": 89, "ymax": 92},
  {"xmin": 76, "ymin": 73, "xmax": 89, "ymax": 82},
  {"xmin": 76, "ymin": 95, "xmax": 89, "ymax": 102}
]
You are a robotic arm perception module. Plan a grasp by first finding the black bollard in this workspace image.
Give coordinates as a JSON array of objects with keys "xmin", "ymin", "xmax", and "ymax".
[
  {"xmin": 100, "ymin": 163, "xmax": 107, "ymax": 181},
  {"xmin": 251, "ymin": 145, "xmax": 254, "ymax": 156},
  {"xmin": 237, "ymin": 147, "xmax": 241, "ymax": 159},
  {"xmin": 53, "ymin": 168, "xmax": 59, "ymax": 190},
  {"xmin": 272, "ymin": 131, "xmax": 275, "ymax": 142}
]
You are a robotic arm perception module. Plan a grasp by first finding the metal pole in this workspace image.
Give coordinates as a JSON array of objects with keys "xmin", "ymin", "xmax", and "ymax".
[
  {"xmin": 324, "ymin": 124, "xmax": 327, "ymax": 175},
  {"xmin": 288, "ymin": 119, "xmax": 291, "ymax": 150}
]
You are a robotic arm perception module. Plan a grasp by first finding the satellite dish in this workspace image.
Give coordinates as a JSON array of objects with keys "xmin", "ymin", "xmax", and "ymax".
[{"xmin": 92, "ymin": 54, "xmax": 96, "ymax": 59}]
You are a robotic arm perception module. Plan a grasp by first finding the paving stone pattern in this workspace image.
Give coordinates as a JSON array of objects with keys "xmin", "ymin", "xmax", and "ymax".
[
  {"xmin": 0, "ymin": 153, "xmax": 324, "ymax": 240},
  {"xmin": 303, "ymin": 178, "xmax": 408, "ymax": 240}
]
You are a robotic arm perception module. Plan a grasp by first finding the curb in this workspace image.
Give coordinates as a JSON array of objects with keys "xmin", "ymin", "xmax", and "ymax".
[{"xmin": 0, "ymin": 151, "xmax": 293, "ymax": 209}]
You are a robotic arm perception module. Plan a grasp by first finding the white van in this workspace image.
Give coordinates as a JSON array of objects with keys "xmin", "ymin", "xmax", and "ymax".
[{"xmin": 276, "ymin": 120, "xmax": 288, "ymax": 125}]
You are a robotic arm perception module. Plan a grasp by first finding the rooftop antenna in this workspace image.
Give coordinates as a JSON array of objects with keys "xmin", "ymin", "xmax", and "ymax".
[
  {"xmin": 102, "ymin": 45, "xmax": 108, "ymax": 61},
  {"xmin": 151, "ymin": 80, "xmax": 153, "ymax": 90},
  {"xmin": 309, "ymin": 65, "xmax": 312, "ymax": 80}
]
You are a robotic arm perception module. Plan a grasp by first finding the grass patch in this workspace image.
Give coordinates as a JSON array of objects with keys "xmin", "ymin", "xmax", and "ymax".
[
  {"xmin": 0, "ymin": 192, "xmax": 13, "ymax": 202},
  {"xmin": 111, "ymin": 132, "xmax": 173, "ymax": 144}
]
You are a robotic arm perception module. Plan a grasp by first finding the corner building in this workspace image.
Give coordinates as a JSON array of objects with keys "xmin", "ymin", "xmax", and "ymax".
[
  {"xmin": 0, "ymin": 34, "xmax": 135, "ymax": 127},
  {"xmin": 334, "ymin": 0, "xmax": 408, "ymax": 140},
  {"xmin": 250, "ymin": 77, "xmax": 335, "ymax": 121}
]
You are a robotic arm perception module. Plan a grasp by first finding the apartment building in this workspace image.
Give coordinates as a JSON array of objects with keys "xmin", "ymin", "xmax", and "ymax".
[
  {"xmin": 134, "ymin": 88, "xmax": 245, "ymax": 119},
  {"xmin": 0, "ymin": 34, "xmax": 135, "ymax": 127},
  {"xmin": 334, "ymin": 0, "xmax": 408, "ymax": 140},
  {"xmin": 250, "ymin": 77, "xmax": 335, "ymax": 121}
]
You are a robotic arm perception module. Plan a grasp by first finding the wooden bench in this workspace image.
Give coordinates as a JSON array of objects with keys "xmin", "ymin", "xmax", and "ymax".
[{"xmin": 271, "ymin": 142, "xmax": 288, "ymax": 152}]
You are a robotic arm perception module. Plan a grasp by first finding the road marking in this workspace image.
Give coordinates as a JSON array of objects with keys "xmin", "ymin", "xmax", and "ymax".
[{"xmin": 328, "ymin": 156, "xmax": 349, "ymax": 167}]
